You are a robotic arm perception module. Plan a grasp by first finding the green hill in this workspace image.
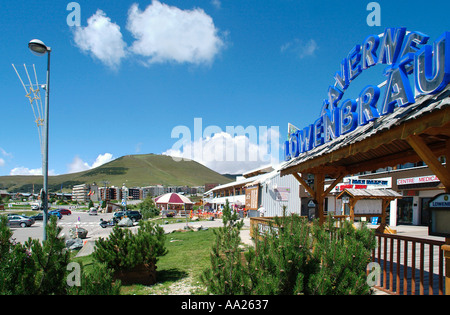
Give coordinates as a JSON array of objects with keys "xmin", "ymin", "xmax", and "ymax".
[{"xmin": 0, "ymin": 154, "xmax": 232, "ymax": 192}]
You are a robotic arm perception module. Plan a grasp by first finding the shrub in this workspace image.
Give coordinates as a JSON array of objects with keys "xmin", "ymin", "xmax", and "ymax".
[
  {"xmin": 0, "ymin": 216, "xmax": 121, "ymax": 295},
  {"xmin": 202, "ymin": 211, "xmax": 376, "ymax": 295},
  {"xmin": 93, "ymin": 220, "xmax": 167, "ymax": 285}
]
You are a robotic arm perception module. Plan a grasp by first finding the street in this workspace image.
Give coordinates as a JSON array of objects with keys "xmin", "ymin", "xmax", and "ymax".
[
  {"xmin": 10, "ymin": 211, "xmax": 114, "ymax": 243},
  {"xmin": 9, "ymin": 211, "xmax": 240, "ymax": 244}
]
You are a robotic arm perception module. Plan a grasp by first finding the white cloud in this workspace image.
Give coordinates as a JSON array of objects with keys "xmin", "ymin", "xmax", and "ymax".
[
  {"xmin": 211, "ymin": 0, "xmax": 221, "ymax": 9},
  {"xmin": 10, "ymin": 167, "xmax": 57, "ymax": 176},
  {"xmin": 126, "ymin": 1, "xmax": 224, "ymax": 65},
  {"xmin": 163, "ymin": 127, "xmax": 281, "ymax": 174},
  {"xmin": 73, "ymin": 9, "xmax": 127, "ymax": 69},
  {"xmin": 0, "ymin": 158, "xmax": 5, "ymax": 167},
  {"xmin": 68, "ymin": 153, "xmax": 114, "ymax": 174},
  {"xmin": 91, "ymin": 153, "xmax": 114, "ymax": 168},
  {"xmin": 281, "ymin": 38, "xmax": 318, "ymax": 59}
]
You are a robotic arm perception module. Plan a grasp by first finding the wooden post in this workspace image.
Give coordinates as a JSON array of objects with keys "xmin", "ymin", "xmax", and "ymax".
[
  {"xmin": 444, "ymin": 238, "xmax": 450, "ymax": 295},
  {"xmin": 314, "ymin": 173, "xmax": 325, "ymax": 225}
]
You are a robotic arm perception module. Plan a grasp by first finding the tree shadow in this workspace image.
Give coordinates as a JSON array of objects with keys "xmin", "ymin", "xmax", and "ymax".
[{"xmin": 157, "ymin": 268, "xmax": 188, "ymax": 283}]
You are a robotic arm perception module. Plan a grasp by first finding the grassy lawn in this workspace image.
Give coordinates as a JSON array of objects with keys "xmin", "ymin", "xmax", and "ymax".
[{"xmin": 73, "ymin": 228, "xmax": 217, "ymax": 295}]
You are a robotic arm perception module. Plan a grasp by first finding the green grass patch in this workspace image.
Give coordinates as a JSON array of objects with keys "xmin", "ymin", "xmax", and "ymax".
[{"xmin": 71, "ymin": 228, "xmax": 217, "ymax": 295}]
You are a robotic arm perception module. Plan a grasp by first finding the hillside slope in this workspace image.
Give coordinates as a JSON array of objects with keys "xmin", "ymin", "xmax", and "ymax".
[{"xmin": 0, "ymin": 154, "xmax": 232, "ymax": 192}]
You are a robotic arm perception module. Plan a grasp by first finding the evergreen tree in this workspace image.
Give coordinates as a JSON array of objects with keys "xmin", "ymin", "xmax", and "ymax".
[
  {"xmin": 0, "ymin": 216, "xmax": 69, "ymax": 294},
  {"xmin": 201, "ymin": 199, "xmax": 248, "ymax": 294},
  {"xmin": 202, "ymin": 207, "xmax": 376, "ymax": 295},
  {"xmin": 245, "ymin": 212, "xmax": 318, "ymax": 295},
  {"xmin": 93, "ymin": 220, "xmax": 167, "ymax": 271},
  {"xmin": 308, "ymin": 216, "xmax": 376, "ymax": 295}
]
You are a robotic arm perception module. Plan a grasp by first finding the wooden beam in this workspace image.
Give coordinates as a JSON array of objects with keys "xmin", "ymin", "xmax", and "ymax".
[
  {"xmin": 322, "ymin": 172, "xmax": 347, "ymax": 199},
  {"xmin": 292, "ymin": 172, "xmax": 315, "ymax": 198},
  {"xmin": 407, "ymin": 135, "xmax": 450, "ymax": 191}
]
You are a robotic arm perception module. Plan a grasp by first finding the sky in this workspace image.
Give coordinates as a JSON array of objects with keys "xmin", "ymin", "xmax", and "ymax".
[{"xmin": 1, "ymin": 0, "xmax": 449, "ymax": 177}]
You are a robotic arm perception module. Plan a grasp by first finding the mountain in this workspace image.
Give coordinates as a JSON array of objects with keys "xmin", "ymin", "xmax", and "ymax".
[{"xmin": 0, "ymin": 154, "xmax": 233, "ymax": 192}]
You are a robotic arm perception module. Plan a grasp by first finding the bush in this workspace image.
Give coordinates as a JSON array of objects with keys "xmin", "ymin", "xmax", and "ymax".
[
  {"xmin": 139, "ymin": 196, "xmax": 160, "ymax": 219},
  {"xmin": 202, "ymin": 211, "xmax": 376, "ymax": 295},
  {"xmin": 93, "ymin": 220, "xmax": 167, "ymax": 285},
  {"xmin": 0, "ymin": 216, "xmax": 120, "ymax": 295}
]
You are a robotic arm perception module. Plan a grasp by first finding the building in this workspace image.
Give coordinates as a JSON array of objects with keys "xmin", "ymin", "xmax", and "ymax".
[
  {"xmin": 204, "ymin": 164, "xmax": 301, "ymax": 217},
  {"xmin": 71, "ymin": 184, "xmax": 99, "ymax": 203},
  {"xmin": 99, "ymin": 186, "xmax": 122, "ymax": 201}
]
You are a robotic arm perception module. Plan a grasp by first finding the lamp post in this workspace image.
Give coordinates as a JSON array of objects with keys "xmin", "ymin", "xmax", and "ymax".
[{"xmin": 28, "ymin": 39, "xmax": 51, "ymax": 241}]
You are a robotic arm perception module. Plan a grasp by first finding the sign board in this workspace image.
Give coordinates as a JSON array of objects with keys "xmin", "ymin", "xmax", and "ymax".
[
  {"xmin": 275, "ymin": 187, "xmax": 290, "ymax": 201},
  {"xmin": 284, "ymin": 28, "xmax": 450, "ymax": 161},
  {"xmin": 428, "ymin": 193, "xmax": 450, "ymax": 237},
  {"xmin": 397, "ymin": 175, "xmax": 440, "ymax": 185},
  {"xmin": 245, "ymin": 186, "xmax": 259, "ymax": 210},
  {"xmin": 354, "ymin": 199, "xmax": 383, "ymax": 215}
]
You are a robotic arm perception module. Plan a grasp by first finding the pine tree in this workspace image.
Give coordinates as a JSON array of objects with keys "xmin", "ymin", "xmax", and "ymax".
[
  {"xmin": 201, "ymin": 200, "xmax": 248, "ymax": 294},
  {"xmin": 201, "ymin": 206, "xmax": 376, "ymax": 295},
  {"xmin": 308, "ymin": 216, "xmax": 376, "ymax": 295}
]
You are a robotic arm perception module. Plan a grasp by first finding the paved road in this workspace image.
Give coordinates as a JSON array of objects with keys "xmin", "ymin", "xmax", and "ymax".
[
  {"xmin": 10, "ymin": 211, "xmax": 114, "ymax": 243},
  {"xmin": 9, "ymin": 212, "xmax": 249, "ymax": 244}
]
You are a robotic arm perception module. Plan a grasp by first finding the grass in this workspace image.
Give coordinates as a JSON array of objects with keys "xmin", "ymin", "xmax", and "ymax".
[{"xmin": 72, "ymin": 227, "xmax": 218, "ymax": 295}]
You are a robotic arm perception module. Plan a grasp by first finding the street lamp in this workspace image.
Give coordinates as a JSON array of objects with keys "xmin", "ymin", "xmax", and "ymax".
[{"xmin": 28, "ymin": 39, "xmax": 51, "ymax": 241}]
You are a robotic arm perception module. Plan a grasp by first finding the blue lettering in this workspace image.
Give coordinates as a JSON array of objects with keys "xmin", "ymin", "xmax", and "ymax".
[
  {"xmin": 348, "ymin": 45, "xmax": 362, "ymax": 81},
  {"xmin": 362, "ymin": 34, "xmax": 380, "ymax": 69},
  {"xmin": 289, "ymin": 131, "xmax": 300, "ymax": 158},
  {"xmin": 358, "ymin": 85, "xmax": 380, "ymax": 125},
  {"xmin": 381, "ymin": 53, "xmax": 415, "ymax": 115},
  {"xmin": 415, "ymin": 32, "xmax": 450, "ymax": 95},
  {"xmin": 301, "ymin": 124, "xmax": 314, "ymax": 152},
  {"xmin": 378, "ymin": 27, "xmax": 406, "ymax": 65},
  {"xmin": 314, "ymin": 117, "xmax": 324, "ymax": 148},
  {"xmin": 340, "ymin": 99, "xmax": 358, "ymax": 135},
  {"xmin": 334, "ymin": 58, "xmax": 350, "ymax": 91},
  {"xmin": 323, "ymin": 108, "xmax": 340, "ymax": 142}
]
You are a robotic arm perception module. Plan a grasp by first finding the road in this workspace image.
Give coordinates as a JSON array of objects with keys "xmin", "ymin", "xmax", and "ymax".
[
  {"xmin": 10, "ymin": 211, "xmax": 114, "ymax": 243},
  {"xmin": 9, "ymin": 211, "xmax": 244, "ymax": 244}
]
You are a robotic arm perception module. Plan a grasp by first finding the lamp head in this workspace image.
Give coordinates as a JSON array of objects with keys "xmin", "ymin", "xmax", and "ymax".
[{"xmin": 28, "ymin": 39, "xmax": 50, "ymax": 56}]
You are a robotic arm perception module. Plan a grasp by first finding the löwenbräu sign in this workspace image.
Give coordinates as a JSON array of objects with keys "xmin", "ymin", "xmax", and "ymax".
[{"xmin": 284, "ymin": 27, "xmax": 450, "ymax": 161}]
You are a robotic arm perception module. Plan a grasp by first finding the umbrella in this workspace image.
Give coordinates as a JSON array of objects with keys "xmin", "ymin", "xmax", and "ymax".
[{"xmin": 154, "ymin": 193, "xmax": 193, "ymax": 205}]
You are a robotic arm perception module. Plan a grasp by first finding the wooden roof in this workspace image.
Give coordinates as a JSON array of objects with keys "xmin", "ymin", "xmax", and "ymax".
[{"xmin": 337, "ymin": 188, "xmax": 402, "ymax": 200}]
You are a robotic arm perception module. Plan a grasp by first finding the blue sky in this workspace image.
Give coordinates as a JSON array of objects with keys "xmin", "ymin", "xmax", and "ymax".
[{"xmin": 1, "ymin": 0, "xmax": 449, "ymax": 177}]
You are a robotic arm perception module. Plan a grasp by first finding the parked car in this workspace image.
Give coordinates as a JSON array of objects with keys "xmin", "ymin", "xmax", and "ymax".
[
  {"xmin": 89, "ymin": 208, "xmax": 98, "ymax": 215},
  {"xmin": 31, "ymin": 204, "xmax": 40, "ymax": 210},
  {"xmin": 7, "ymin": 215, "xmax": 35, "ymax": 227},
  {"xmin": 30, "ymin": 212, "xmax": 44, "ymax": 221},
  {"xmin": 113, "ymin": 210, "xmax": 142, "ymax": 223},
  {"xmin": 48, "ymin": 210, "xmax": 62, "ymax": 219},
  {"xmin": 56, "ymin": 208, "xmax": 72, "ymax": 215}
]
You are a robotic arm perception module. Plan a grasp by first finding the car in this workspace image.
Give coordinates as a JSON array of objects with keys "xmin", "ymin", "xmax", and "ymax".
[
  {"xmin": 30, "ymin": 212, "xmax": 43, "ymax": 221},
  {"xmin": 31, "ymin": 204, "xmax": 40, "ymax": 210},
  {"xmin": 56, "ymin": 208, "xmax": 72, "ymax": 215},
  {"xmin": 113, "ymin": 210, "xmax": 142, "ymax": 223},
  {"xmin": 89, "ymin": 208, "xmax": 98, "ymax": 215},
  {"xmin": 7, "ymin": 215, "xmax": 35, "ymax": 228},
  {"xmin": 48, "ymin": 210, "xmax": 62, "ymax": 219}
]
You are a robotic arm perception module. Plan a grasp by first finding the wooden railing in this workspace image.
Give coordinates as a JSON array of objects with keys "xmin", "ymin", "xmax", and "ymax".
[
  {"xmin": 372, "ymin": 233, "xmax": 446, "ymax": 295},
  {"xmin": 250, "ymin": 217, "xmax": 447, "ymax": 295}
]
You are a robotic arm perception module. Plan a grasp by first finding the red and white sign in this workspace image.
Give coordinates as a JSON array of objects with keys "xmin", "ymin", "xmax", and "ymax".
[{"xmin": 397, "ymin": 175, "xmax": 440, "ymax": 185}]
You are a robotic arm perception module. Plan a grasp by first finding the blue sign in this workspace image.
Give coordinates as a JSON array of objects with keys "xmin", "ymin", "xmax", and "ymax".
[{"xmin": 285, "ymin": 28, "xmax": 450, "ymax": 161}]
